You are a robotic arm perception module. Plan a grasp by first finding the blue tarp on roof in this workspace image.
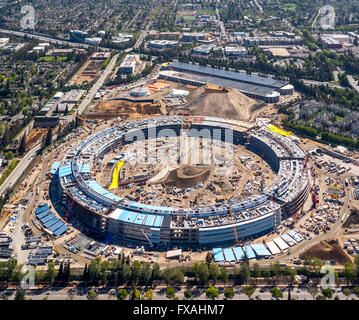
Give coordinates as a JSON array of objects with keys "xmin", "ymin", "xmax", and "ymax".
[
  {"xmin": 118, "ymin": 210, "xmax": 137, "ymax": 223},
  {"xmin": 51, "ymin": 162, "xmax": 60, "ymax": 175},
  {"xmin": 153, "ymin": 215, "xmax": 163, "ymax": 227},
  {"xmin": 233, "ymin": 247, "xmax": 245, "ymax": 261},
  {"xmin": 144, "ymin": 214, "xmax": 156, "ymax": 226},
  {"xmin": 243, "ymin": 245, "xmax": 256, "ymax": 259},
  {"xmin": 85, "ymin": 180, "xmax": 123, "ymax": 202},
  {"xmin": 213, "ymin": 248, "xmax": 225, "ymax": 262},
  {"xmin": 59, "ymin": 165, "xmax": 72, "ymax": 178},
  {"xmin": 134, "ymin": 213, "xmax": 146, "ymax": 225},
  {"xmin": 35, "ymin": 205, "xmax": 50, "ymax": 215},
  {"xmin": 78, "ymin": 163, "xmax": 91, "ymax": 174},
  {"xmin": 54, "ymin": 225, "xmax": 68, "ymax": 237},
  {"xmin": 223, "ymin": 248, "xmax": 235, "ymax": 262}
]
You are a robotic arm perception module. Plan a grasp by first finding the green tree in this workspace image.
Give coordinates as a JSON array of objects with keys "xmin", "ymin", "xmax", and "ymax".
[
  {"xmin": 152, "ymin": 263, "xmax": 161, "ymax": 280},
  {"xmin": 271, "ymin": 287, "xmax": 283, "ymax": 300},
  {"xmin": 239, "ymin": 261, "xmax": 250, "ymax": 284},
  {"xmin": 130, "ymin": 289, "xmax": 141, "ymax": 300},
  {"xmin": 14, "ymin": 289, "xmax": 26, "ymax": 300},
  {"xmin": 219, "ymin": 266, "xmax": 229, "ymax": 283},
  {"xmin": 344, "ymin": 262, "xmax": 357, "ymax": 285},
  {"xmin": 209, "ymin": 262, "xmax": 219, "ymax": 281},
  {"xmin": 166, "ymin": 286, "xmax": 176, "ymax": 300},
  {"xmin": 206, "ymin": 285, "xmax": 219, "ymax": 300},
  {"xmin": 87, "ymin": 289, "xmax": 98, "ymax": 300},
  {"xmin": 224, "ymin": 287, "xmax": 234, "ymax": 300},
  {"xmin": 45, "ymin": 262, "xmax": 56, "ymax": 285},
  {"xmin": 343, "ymin": 288, "xmax": 351, "ymax": 299},
  {"xmin": 243, "ymin": 285, "xmax": 254, "ymax": 299},
  {"xmin": 184, "ymin": 288, "xmax": 192, "ymax": 300},
  {"xmin": 322, "ymin": 288, "xmax": 333, "ymax": 299},
  {"xmin": 117, "ymin": 289, "xmax": 128, "ymax": 300},
  {"xmin": 205, "ymin": 252, "xmax": 213, "ymax": 265},
  {"xmin": 144, "ymin": 289, "xmax": 153, "ymax": 300},
  {"xmin": 18, "ymin": 135, "xmax": 26, "ymax": 154},
  {"xmin": 353, "ymin": 287, "xmax": 359, "ymax": 297},
  {"xmin": 194, "ymin": 262, "xmax": 209, "ymax": 283},
  {"xmin": 5, "ymin": 151, "xmax": 13, "ymax": 160}
]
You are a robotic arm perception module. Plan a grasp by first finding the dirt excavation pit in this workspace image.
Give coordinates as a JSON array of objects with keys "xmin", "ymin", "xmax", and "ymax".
[
  {"xmin": 164, "ymin": 165, "xmax": 212, "ymax": 188},
  {"xmin": 86, "ymin": 100, "xmax": 164, "ymax": 119},
  {"xmin": 299, "ymin": 239, "xmax": 351, "ymax": 265},
  {"xmin": 343, "ymin": 209, "xmax": 359, "ymax": 228},
  {"xmin": 179, "ymin": 85, "xmax": 257, "ymax": 121}
]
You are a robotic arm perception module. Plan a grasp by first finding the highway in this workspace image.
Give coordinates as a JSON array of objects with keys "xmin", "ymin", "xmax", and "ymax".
[
  {"xmin": 347, "ymin": 75, "xmax": 359, "ymax": 94},
  {"xmin": 0, "ymin": 29, "xmax": 91, "ymax": 49},
  {"xmin": 0, "ymin": 53, "xmax": 119, "ymax": 197},
  {"xmin": 76, "ymin": 53, "xmax": 119, "ymax": 116},
  {"xmin": 1, "ymin": 285, "xmax": 357, "ymax": 300}
]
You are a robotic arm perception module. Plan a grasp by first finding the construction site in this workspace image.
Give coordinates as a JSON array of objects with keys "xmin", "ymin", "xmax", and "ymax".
[{"xmin": 2, "ymin": 59, "xmax": 359, "ymax": 272}]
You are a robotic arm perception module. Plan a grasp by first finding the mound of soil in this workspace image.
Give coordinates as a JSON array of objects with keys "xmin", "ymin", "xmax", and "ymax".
[
  {"xmin": 299, "ymin": 239, "xmax": 351, "ymax": 265},
  {"xmin": 165, "ymin": 165, "xmax": 211, "ymax": 188},
  {"xmin": 343, "ymin": 209, "xmax": 359, "ymax": 228},
  {"xmin": 182, "ymin": 86, "xmax": 256, "ymax": 121}
]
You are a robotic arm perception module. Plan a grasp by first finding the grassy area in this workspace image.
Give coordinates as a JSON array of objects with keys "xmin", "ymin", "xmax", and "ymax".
[
  {"xmin": 197, "ymin": 10, "xmax": 216, "ymax": 15},
  {"xmin": 37, "ymin": 56, "xmax": 68, "ymax": 62},
  {"xmin": 335, "ymin": 115, "xmax": 344, "ymax": 121},
  {"xmin": 182, "ymin": 15, "xmax": 195, "ymax": 21},
  {"xmin": 0, "ymin": 159, "xmax": 18, "ymax": 186}
]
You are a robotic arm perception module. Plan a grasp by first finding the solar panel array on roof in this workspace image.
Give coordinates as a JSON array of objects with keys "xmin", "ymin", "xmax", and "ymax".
[
  {"xmin": 43, "ymin": 217, "xmax": 59, "ymax": 229},
  {"xmin": 48, "ymin": 221, "xmax": 64, "ymax": 232},
  {"xmin": 288, "ymin": 230, "xmax": 303, "ymax": 242},
  {"xmin": 41, "ymin": 213, "xmax": 55, "ymax": 223},
  {"xmin": 37, "ymin": 209, "xmax": 51, "ymax": 219},
  {"xmin": 281, "ymin": 233, "xmax": 296, "ymax": 246},
  {"xmin": 35, "ymin": 205, "xmax": 50, "ymax": 215},
  {"xmin": 169, "ymin": 62, "xmax": 288, "ymax": 88},
  {"xmin": 54, "ymin": 225, "xmax": 68, "ymax": 237}
]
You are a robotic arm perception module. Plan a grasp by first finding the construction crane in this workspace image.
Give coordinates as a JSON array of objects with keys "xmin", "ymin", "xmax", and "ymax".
[
  {"xmin": 224, "ymin": 190, "xmax": 239, "ymax": 245},
  {"xmin": 64, "ymin": 197, "xmax": 74, "ymax": 223},
  {"xmin": 141, "ymin": 229, "xmax": 153, "ymax": 248},
  {"xmin": 46, "ymin": 234, "xmax": 60, "ymax": 256}
]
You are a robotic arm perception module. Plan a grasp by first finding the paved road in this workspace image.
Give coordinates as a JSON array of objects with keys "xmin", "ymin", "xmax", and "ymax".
[
  {"xmin": 348, "ymin": 75, "xmax": 359, "ymax": 94},
  {"xmin": 302, "ymin": 79, "xmax": 344, "ymax": 89},
  {"xmin": 1, "ymin": 285, "xmax": 357, "ymax": 300},
  {"xmin": 76, "ymin": 53, "xmax": 119, "ymax": 116},
  {"xmin": 0, "ymin": 144, "xmax": 40, "ymax": 197}
]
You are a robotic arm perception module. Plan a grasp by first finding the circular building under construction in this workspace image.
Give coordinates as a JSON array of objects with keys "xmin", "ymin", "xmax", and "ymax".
[{"xmin": 55, "ymin": 116, "xmax": 310, "ymax": 248}]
